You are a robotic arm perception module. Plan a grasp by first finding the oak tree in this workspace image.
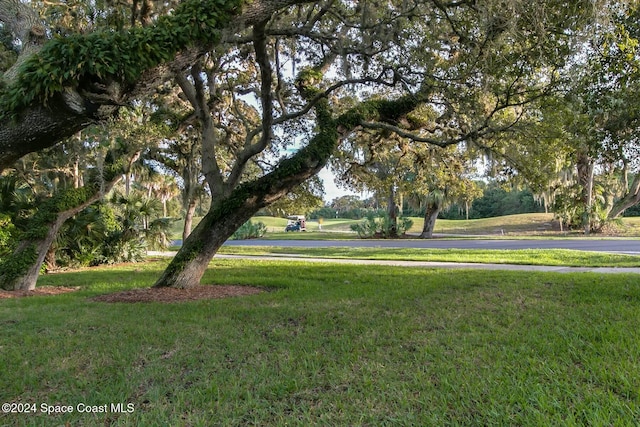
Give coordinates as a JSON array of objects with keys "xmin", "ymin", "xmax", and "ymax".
[{"xmin": 1, "ymin": 0, "xmax": 598, "ymax": 288}]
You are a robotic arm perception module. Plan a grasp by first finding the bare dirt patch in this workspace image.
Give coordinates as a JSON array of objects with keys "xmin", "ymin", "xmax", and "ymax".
[
  {"xmin": 0, "ymin": 286, "xmax": 80, "ymax": 299},
  {"xmin": 91, "ymin": 285, "xmax": 265, "ymax": 303}
]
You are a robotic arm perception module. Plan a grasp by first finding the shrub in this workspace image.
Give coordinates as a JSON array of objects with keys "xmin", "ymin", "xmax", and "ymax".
[
  {"xmin": 55, "ymin": 201, "xmax": 170, "ymax": 267},
  {"xmin": 232, "ymin": 220, "xmax": 267, "ymax": 240},
  {"xmin": 351, "ymin": 213, "xmax": 413, "ymax": 238},
  {"xmin": 0, "ymin": 213, "xmax": 16, "ymax": 259},
  {"xmin": 350, "ymin": 214, "xmax": 378, "ymax": 238}
]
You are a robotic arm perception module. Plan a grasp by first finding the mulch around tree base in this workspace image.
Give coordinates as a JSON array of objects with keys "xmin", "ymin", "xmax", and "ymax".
[
  {"xmin": 91, "ymin": 285, "xmax": 265, "ymax": 303},
  {"xmin": 0, "ymin": 286, "xmax": 80, "ymax": 299},
  {"xmin": 0, "ymin": 285, "xmax": 264, "ymax": 302}
]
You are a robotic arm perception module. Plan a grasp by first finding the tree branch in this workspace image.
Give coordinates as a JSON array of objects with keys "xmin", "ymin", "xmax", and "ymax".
[
  {"xmin": 359, "ymin": 121, "xmax": 454, "ymax": 147},
  {"xmin": 0, "ymin": 0, "xmax": 317, "ymax": 173},
  {"xmin": 186, "ymin": 62, "xmax": 226, "ymax": 198},
  {"xmin": 228, "ymin": 20, "xmax": 275, "ymax": 189},
  {"xmin": 0, "ymin": 0, "xmax": 46, "ymax": 83}
]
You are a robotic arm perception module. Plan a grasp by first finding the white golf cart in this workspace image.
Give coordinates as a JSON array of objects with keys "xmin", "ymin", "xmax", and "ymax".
[{"xmin": 285, "ymin": 215, "xmax": 306, "ymax": 232}]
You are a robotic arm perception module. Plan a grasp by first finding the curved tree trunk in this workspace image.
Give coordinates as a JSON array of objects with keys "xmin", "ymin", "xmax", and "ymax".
[
  {"xmin": 153, "ymin": 92, "xmax": 340, "ymax": 288},
  {"xmin": 153, "ymin": 89, "xmax": 424, "ymax": 288},
  {"xmin": 153, "ymin": 150, "xmax": 333, "ymax": 288},
  {"xmin": 420, "ymin": 202, "xmax": 441, "ymax": 239},
  {"xmin": 153, "ymin": 196, "xmax": 259, "ymax": 289},
  {"xmin": 576, "ymin": 150, "xmax": 594, "ymax": 234},
  {"xmin": 6, "ymin": 211, "xmax": 73, "ymax": 291},
  {"xmin": 1, "ymin": 186, "xmax": 113, "ymax": 291},
  {"xmin": 387, "ymin": 184, "xmax": 398, "ymax": 238},
  {"xmin": 0, "ymin": 99, "xmax": 97, "ymax": 172},
  {"xmin": 0, "ymin": 152, "xmax": 139, "ymax": 291},
  {"xmin": 608, "ymin": 175, "xmax": 640, "ymax": 220},
  {"xmin": 183, "ymin": 197, "xmax": 198, "ymax": 241}
]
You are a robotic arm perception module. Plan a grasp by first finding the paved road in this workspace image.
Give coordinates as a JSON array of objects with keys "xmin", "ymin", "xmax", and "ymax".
[
  {"xmin": 212, "ymin": 254, "xmax": 640, "ymax": 274},
  {"xmin": 224, "ymin": 237, "xmax": 640, "ymax": 254},
  {"xmin": 156, "ymin": 236, "xmax": 640, "ymax": 273},
  {"xmin": 147, "ymin": 252, "xmax": 640, "ymax": 274}
]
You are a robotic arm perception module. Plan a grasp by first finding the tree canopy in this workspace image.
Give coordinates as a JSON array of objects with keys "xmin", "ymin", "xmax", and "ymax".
[
  {"xmin": 0, "ymin": 0, "xmax": 609, "ymax": 289},
  {"xmin": 0, "ymin": 0, "xmax": 599, "ymax": 169}
]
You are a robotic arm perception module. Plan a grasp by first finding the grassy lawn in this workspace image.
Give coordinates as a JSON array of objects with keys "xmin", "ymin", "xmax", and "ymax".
[
  {"xmin": 250, "ymin": 215, "xmax": 560, "ymax": 235},
  {"xmin": 1, "ymin": 259, "xmax": 640, "ymax": 425},
  {"xmin": 218, "ymin": 246, "xmax": 640, "ymax": 267},
  {"xmin": 261, "ymin": 231, "xmax": 359, "ymax": 240},
  {"xmin": 317, "ymin": 213, "xmax": 640, "ymax": 236},
  {"xmin": 420, "ymin": 213, "xmax": 557, "ymax": 235},
  {"xmin": 259, "ymin": 213, "xmax": 561, "ymax": 235},
  {"xmin": 171, "ymin": 214, "xmax": 640, "ymax": 240}
]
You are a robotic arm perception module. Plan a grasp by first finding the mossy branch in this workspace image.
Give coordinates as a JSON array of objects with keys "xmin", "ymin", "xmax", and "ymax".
[
  {"xmin": 0, "ymin": 244, "xmax": 37, "ymax": 290},
  {"xmin": 0, "ymin": 0, "xmax": 243, "ymax": 119}
]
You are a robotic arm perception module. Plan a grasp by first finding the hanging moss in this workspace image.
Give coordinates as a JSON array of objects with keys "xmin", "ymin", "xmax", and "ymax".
[{"xmin": 0, "ymin": 0, "xmax": 243, "ymax": 119}]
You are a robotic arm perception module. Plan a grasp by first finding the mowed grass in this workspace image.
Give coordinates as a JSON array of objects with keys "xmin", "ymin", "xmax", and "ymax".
[
  {"xmin": 171, "ymin": 214, "xmax": 640, "ymax": 239},
  {"xmin": 278, "ymin": 213, "xmax": 559, "ymax": 235},
  {"xmin": 248, "ymin": 215, "xmax": 556, "ymax": 235},
  {"xmin": 1, "ymin": 259, "xmax": 640, "ymax": 426},
  {"xmin": 321, "ymin": 213, "xmax": 640, "ymax": 236},
  {"xmin": 420, "ymin": 213, "xmax": 557, "ymax": 235},
  {"xmin": 217, "ymin": 246, "xmax": 640, "ymax": 267}
]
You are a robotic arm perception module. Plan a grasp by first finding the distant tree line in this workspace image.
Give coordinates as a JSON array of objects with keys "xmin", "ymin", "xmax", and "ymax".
[
  {"xmin": 310, "ymin": 182, "xmax": 549, "ymax": 220},
  {"xmin": 439, "ymin": 183, "xmax": 546, "ymax": 220}
]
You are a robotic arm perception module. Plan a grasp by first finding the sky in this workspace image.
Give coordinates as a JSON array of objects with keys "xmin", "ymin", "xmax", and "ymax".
[{"xmin": 318, "ymin": 166, "xmax": 369, "ymax": 203}]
